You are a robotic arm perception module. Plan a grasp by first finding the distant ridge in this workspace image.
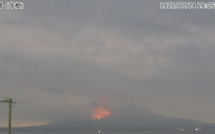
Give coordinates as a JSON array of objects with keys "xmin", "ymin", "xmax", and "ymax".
[{"xmin": 1, "ymin": 104, "xmax": 215, "ymax": 132}]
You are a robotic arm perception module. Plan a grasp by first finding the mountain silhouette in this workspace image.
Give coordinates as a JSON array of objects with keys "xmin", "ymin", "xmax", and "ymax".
[{"xmin": 2, "ymin": 104, "xmax": 215, "ymax": 132}]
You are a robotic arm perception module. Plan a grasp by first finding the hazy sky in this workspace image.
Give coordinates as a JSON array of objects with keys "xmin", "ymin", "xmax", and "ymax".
[{"xmin": 1, "ymin": 0, "xmax": 215, "ymax": 127}]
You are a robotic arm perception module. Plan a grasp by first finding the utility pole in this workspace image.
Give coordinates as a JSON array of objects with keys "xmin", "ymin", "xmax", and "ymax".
[{"xmin": 0, "ymin": 97, "xmax": 16, "ymax": 134}]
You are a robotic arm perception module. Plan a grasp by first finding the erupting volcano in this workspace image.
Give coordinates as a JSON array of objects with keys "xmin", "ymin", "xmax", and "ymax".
[{"xmin": 91, "ymin": 108, "xmax": 112, "ymax": 120}]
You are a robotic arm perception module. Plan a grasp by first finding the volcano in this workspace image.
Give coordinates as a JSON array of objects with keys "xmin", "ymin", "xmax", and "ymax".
[{"xmin": 6, "ymin": 104, "xmax": 215, "ymax": 132}]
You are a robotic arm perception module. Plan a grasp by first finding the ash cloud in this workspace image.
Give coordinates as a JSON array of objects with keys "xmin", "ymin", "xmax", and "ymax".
[{"xmin": 0, "ymin": 0, "xmax": 215, "ymax": 127}]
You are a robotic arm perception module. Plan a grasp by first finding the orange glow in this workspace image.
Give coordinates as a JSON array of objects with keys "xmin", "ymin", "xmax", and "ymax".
[{"xmin": 91, "ymin": 108, "xmax": 112, "ymax": 120}]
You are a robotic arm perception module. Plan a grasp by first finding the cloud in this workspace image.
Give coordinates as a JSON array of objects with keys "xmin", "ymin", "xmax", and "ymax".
[{"xmin": 1, "ymin": 0, "xmax": 215, "ymax": 127}]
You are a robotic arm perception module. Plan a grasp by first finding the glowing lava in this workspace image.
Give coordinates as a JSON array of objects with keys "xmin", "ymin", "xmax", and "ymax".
[{"xmin": 91, "ymin": 108, "xmax": 112, "ymax": 120}]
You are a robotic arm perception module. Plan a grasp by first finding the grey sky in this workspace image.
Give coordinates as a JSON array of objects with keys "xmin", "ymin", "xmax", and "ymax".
[{"xmin": 1, "ymin": 0, "xmax": 215, "ymax": 127}]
